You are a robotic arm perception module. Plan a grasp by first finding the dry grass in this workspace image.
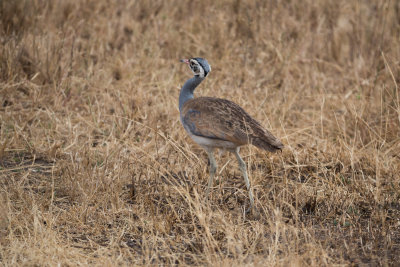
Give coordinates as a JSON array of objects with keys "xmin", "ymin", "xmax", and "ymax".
[{"xmin": 1, "ymin": 0, "xmax": 400, "ymax": 265}]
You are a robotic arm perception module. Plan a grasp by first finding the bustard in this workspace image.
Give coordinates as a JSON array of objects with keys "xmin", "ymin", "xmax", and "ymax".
[{"xmin": 179, "ymin": 57, "xmax": 283, "ymax": 210}]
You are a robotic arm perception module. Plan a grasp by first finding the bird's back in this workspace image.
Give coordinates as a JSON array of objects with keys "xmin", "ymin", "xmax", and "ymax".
[{"xmin": 181, "ymin": 97, "xmax": 283, "ymax": 152}]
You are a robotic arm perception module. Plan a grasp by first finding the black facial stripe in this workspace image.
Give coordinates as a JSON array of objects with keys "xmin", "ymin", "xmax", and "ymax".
[
  {"xmin": 190, "ymin": 59, "xmax": 208, "ymax": 77},
  {"xmin": 199, "ymin": 62, "xmax": 208, "ymax": 77},
  {"xmin": 197, "ymin": 62, "xmax": 207, "ymax": 77}
]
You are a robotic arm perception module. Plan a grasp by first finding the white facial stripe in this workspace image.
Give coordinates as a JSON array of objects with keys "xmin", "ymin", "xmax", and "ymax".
[
  {"xmin": 190, "ymin": 60, "xmax": 205, "ymax": 78},
  {"xmin": 197, "ymin": 65, "xmax": 205, "ymax": 77}
]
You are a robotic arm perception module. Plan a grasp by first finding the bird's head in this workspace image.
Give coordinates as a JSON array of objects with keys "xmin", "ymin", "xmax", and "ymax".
[{"xmin": 180, "ymin": 57, "xmax": 211, "ymax": 78}]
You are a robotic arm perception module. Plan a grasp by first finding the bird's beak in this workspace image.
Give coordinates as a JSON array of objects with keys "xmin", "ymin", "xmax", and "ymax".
[{"xmin": 180, "ymin": 59, "xmax": 190, "ymax": 64}]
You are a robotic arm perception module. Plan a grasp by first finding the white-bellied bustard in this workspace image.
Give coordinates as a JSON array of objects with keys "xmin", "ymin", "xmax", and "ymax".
[{"xmin": 179, "ymin": 57, "xmax": 283, "ymax": 210}]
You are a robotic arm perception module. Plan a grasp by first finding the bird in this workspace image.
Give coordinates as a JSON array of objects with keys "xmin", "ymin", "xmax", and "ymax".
[{"xmin": 179, "ymin": 57, "xmax": 283, "ymax": 210}]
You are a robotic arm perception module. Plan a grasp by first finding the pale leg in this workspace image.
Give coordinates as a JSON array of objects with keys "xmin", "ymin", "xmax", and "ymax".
[
  {"xmin": 234, "ymin": 148, "xmax": 255, "ymax": 209},
  {"xmin": 205, "ymin": 149, "xmax": 217, "ymax": 199}
]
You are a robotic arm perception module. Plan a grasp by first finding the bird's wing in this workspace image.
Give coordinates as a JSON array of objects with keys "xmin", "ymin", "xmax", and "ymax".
[{"xmin": 181, "ymin": 97, "xmax": 283, "ymax": 151}]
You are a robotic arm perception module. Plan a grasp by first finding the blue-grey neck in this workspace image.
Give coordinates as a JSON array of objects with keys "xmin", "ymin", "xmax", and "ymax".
[{"xmin": 179, "ymin": 76, "xmax": 204, "ymax": 112}]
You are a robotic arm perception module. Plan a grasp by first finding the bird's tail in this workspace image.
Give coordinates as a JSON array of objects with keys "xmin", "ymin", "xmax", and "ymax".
[{"xmin": 251, "ymin": 134, "xmax": 284, "ymax": 152}]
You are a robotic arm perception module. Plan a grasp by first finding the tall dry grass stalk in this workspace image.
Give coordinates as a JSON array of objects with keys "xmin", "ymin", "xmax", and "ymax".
[{"xmin": 0, "ymin": 0, "xmax": 399, "ymax": 265}]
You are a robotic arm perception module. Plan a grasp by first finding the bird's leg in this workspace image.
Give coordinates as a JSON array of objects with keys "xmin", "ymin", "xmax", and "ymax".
[
  {"xmin": 234, "ymin": 148, "xmax": 255, "ymax": 209},
  {"xmin": 205, "ymin": 149, "xmax": 217, "ymax": 200}
]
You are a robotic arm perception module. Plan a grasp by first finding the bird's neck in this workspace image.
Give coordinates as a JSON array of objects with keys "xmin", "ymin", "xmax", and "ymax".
[{"xmin": 179, "ymin": 76, "xmax": 204, "ymax": 111}]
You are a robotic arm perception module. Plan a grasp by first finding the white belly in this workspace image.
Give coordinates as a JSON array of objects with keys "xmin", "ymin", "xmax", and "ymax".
[{"xmin": 190, "ymin": 134, "xmax": 238, "ymax": 150}]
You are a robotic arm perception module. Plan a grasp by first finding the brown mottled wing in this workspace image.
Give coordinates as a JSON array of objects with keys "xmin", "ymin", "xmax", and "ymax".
[{"xmin": 181, "ymin": 97, "xmax": 283, "ymax": 152}]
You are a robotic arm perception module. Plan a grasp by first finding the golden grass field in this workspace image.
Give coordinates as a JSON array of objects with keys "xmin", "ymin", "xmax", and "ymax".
[{"xmin": 1, "ymin": 0, "xmax": 400, "ymax": 265}]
